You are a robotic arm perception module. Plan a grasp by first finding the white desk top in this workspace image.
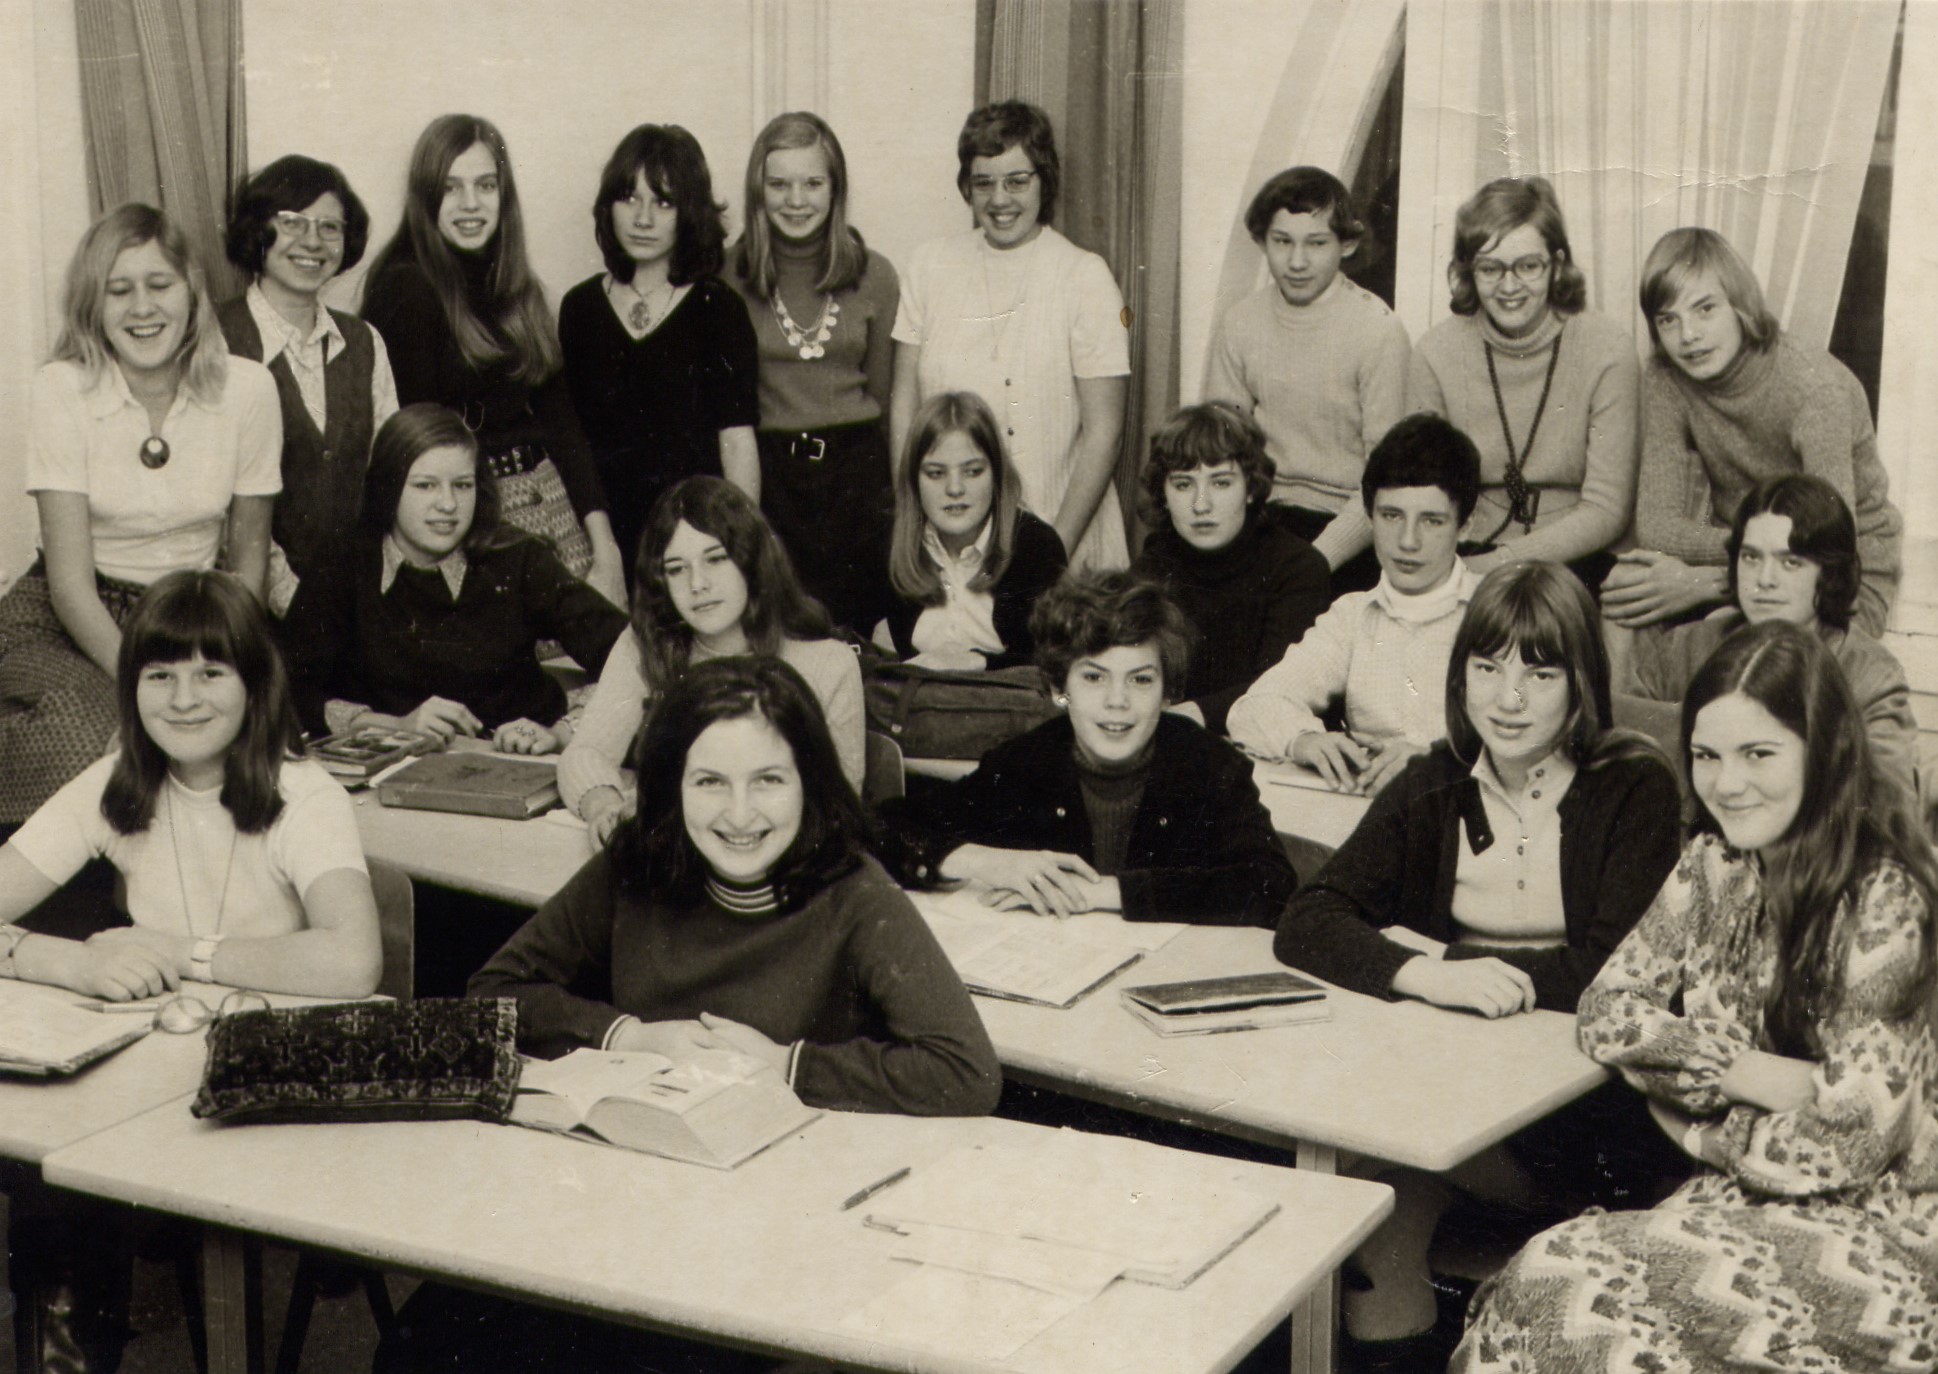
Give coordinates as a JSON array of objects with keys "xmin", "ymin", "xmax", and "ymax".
[
  {"xmin": 1250, "ymin": 759, "xmax": 1372, "ymax": 850},
  {"xmin": 352, "ymin": 789, "xmax": 587, "ymax": 908},
  {"xmin": 975, "ymin": 925, "xmax": 1605, "ymax": 1173},
  {"xmin": 46, "ymin": 1103, "xmax": 1392, "ymax": 1374}
]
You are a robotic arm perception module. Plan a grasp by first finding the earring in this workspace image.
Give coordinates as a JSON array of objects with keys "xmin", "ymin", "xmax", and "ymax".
[{"xmin": 1053, "ymin": 694, "xmax": 1069, "ymax": 709}]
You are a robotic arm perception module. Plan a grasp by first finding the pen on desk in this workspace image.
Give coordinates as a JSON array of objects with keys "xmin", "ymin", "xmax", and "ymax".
[{"xmin": 840, "ymin": 1166, "xmax": 911, "ymax": 1212}]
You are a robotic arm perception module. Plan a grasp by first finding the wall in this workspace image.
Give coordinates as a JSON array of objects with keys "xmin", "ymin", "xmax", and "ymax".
[{"xmin": 242, "ymin": 0, "xmax": 979, "ymax": 318}]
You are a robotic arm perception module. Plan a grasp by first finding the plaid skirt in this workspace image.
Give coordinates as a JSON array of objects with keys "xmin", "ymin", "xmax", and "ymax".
[{"xmin": 0, "ymin": 569, "xmax": 146, "ymax": 824}]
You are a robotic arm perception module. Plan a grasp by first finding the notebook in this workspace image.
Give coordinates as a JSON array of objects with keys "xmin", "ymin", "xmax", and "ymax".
[
  {"xmin": 1119, "ymin": 971, "xmax": 1331, "ymax": 1036},
  {"xmin": 376, "ymin": 753, "xmax": 560, "ymax": 819},
  {"xmin": 0, "ymin": 982, "xmax": 150, "ymax": 1076}
]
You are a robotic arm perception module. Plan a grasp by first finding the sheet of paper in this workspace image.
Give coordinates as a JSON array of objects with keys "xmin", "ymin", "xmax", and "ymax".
[
  {"xmin": 909, "ymin": 885, "xmax": 1184, "ymax": 952},
  {"xmin": 887, "ymin": 1221, "xmax": 1123, "ymax": 1300},
  {"xmin": 838, "ymin": 1263, "xmax": 1082, "ymax": 1362}
]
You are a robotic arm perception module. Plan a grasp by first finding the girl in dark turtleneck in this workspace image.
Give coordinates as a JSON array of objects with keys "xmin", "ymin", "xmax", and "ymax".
[
  {"xmin": 727, "ymin": 112, "xmax": 900, "ymax": 635},
  {"xmin": 1132, "ymin": 403, "xmax": 1330, "ymax": 733},
  {"xmin": 361, "ymin": 114, "xmax": 625, "ymax": 607},
  {"xmin": 879, "ymin": 570, "xmax": 1295, "ymax": 927}
]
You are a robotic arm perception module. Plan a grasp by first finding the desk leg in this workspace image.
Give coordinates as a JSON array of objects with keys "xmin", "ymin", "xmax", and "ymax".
[
  {"xmin": 1289, "ymin": 1141, "xmax": 1338, "ymax": 1374},
  {"xmin": 200, "ymin": 1226, "xmax": 261, "ymax": 1374}
]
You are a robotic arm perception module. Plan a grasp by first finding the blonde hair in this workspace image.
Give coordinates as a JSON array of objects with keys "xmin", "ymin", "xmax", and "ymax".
[{"xmin": 732, "ymin": 112, "xmax": 869, "ymax": 297}]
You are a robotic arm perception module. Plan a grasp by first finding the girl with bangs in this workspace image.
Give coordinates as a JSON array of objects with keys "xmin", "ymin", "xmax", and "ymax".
[
  {"xmin": 1457, "ymin": 621, "xmax": 1938, "ymax": 1374},
  {"xmin": 0, "ymin": 203, "xmax": 281, "ymax": 828},
  {"xmin": 363, "ymin": 115, "xmax": 626, "ymax": 606},
  {"xmin": 875, "ymin": 390, "xmax": 1067, "ymax": 670},
  {"xmin": 557, "ymin": 476, "xmax": 863, "ymax": 849},
  {"xmin": 1276, "ymin": 561, "xmax": 1683, "ymax": 1365},
  {"xmin": 560, "ymin": 124, "xmax": 759, "ymax": 584},
  {"xmin": 0, "ymin": 569, "xmax": 380, "ymax": 1001}
]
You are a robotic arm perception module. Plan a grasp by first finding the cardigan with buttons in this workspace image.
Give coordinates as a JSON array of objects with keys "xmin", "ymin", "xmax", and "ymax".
[
  {"xmin": 1275, "ymin": 740, "xmax": 1681, "ymax": 1010},
  {"xmin": 877, "ymin": 713, "xmax": 1296, "ymax": 926}
]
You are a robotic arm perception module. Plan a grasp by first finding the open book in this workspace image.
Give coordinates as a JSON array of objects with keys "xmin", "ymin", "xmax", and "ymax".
[
  {"xmin": 376, "ymin": 752, "xmax": 560, "ymax": 819},
  {"xmin": 1119, "ymin": 971, "xmax": 1331, "ymax": 1036},
  {"xmin": 511, "ymin": 1047, "xmax": 819, "ymax": 1169},
  {"xmin": 0, "ymin": 981, "xmax": 150, "ymax": 1076},
  {"xmin": 906, "ymin": 888, "xmax": 1177, "ymax": 1009}
]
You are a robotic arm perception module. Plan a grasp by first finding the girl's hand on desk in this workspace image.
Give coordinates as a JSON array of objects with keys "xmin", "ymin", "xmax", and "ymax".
[
  {"xmin": 941, "ymin": 844, "xmax": 1100, "ymax": 918},
  {"xmin": 492, "ymin": 718, "xmax": 561, "ymax": 755},
  {"xmin": 608, "ymin": 1018, "xmax": 714, "ymax": 1058},
  {"xmin": 1390, "ymin": 955, "xmax": 1535, "ymax": 1018},
  {"xmin": 401, "ymin": 696, "xmax": 483, "ymax": 742},
  {"xmin": 63, "ymin": 934, "xmax": 180, "ymax": 1001},
  {"xmin": 1719, "ymin": 1048, "xmax": 1818, "ymax": 1113},
  {"xmin": 1358, "ymin": 738, "xmax": 1424, "ymax": 795},
  {"xmin": 1291, "ymin": 731, "xmax": 1371, "ymax": 792},
  {"xmin": 697, "ymin": 1013, "xmax": 790, "ymax": 1075},
  {"xmin": 985, "ymin": 873, "xmax": 1122, "ymax": 916}
]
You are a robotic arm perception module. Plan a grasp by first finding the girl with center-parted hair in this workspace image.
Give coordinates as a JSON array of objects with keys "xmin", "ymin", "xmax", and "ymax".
[
  {"xmin": 279, "ymin": 404, "xmax": 626, "ymax": 753},
  {"xmin": 1275, "ymin": 561, "xmax": 1683, "ymax": 1364},
  {"xmin": 0, "ymin": 569, "xmax": 381, "ymax": 1000},
  {"xmin": 362, "ymin": 114, "xmax": 626, "ymax": 606},
  {"xmin": 1407, "ymin": 177, "xmax": 1639, "ymax": 586},
  {"xmin": 1611, "ymin": 226, "xmax": 1902, "ymax": 637},
  {"xmin": 1455, "ymin": 620, "xmax": 1938, "ymax": 1374},
  {"xmin": 726, "ymin": 111, "xmax": 900, "ymax": 634},
  {"xmin": 559, "ymin": 124, "xmax": 759, "ymax": 585},
  {"xmin": 1130, "ymin": 402, "xmax": 1331, "ymax": 734},
  {"xmin": 879, "ymin": 569, "xmax": 1296, "ymax": 926},
  {"xmin": 1625, "ymin": 472, "xmax": 1916, "ymax": 800},
  {"xmin": 873, "ymin": 390, "xmax": 1068, "ymax": 671},
  {"xmin": 891, "ymin": 100, "xmax": 1132, "ymax": 570},
  {"xmin": 557, "ymin": 476, "xmax": 864, "ymax": 848},
  {"xmin": 0, "ymin": 202, "xmax": 281, "ymax": 827},
  {"xmin": 220, "ymin": 153, "xmax": 399, "ymax": 615}
]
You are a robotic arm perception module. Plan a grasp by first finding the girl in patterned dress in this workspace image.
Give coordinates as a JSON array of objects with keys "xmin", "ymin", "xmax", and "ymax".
[{"xmin": 1455, "ymin": 619, "xmax": 1938, "ymax": 1374}]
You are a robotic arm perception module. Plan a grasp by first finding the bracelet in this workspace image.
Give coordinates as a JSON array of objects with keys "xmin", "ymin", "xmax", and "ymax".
[
  {"xmin": 0, "ymin": 924, "xmax": 29, "ymax": 980},
  {"xmin": 602, "ymin": 1015, "xmax": 639, "ymax": 1051},
  {"xmin": 189, "ymin": 937, "xmax": 222, "ymax": 983}
]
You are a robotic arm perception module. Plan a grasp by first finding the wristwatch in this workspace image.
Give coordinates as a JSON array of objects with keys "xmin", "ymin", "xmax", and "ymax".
[{"xmin": 190, "ymin": 937, "xmax": 222, "ymax": 983}]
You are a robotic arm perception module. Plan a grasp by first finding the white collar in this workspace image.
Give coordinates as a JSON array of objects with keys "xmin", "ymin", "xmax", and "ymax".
[
  {"xmin": 246, "ymin": 282, "xmax": 344, "ymax": 365},
  {"xmin": 1370, "ymin": 559, "xmax": 1478, "ymax": 623},
  {"xmin": 922, "ymin": 519, "xmax": 993, "ymax": 569},
  {"xmin": 380, "ymin": 534, "xmax": 468, "ymax": 598},
  {"xmin": 1471, "ymin": 745, "xmax": 1575, "ymax": 812}
]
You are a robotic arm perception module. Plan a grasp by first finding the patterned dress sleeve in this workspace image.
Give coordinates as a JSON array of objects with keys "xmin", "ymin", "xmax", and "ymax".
[
  {"xmin": 1577, "ymin": 836, "xmax": 1760, "ymax": 1114},
  {"xmin": 1712, "ymin": 861, "xmax": 1935, "ymax": 1198}
]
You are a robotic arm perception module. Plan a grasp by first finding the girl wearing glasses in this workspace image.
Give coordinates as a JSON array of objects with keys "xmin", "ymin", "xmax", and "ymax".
[
  {"xmin": 0, "ymin": 569, "xmax": 380, "ymax": 1001},
  {"xmin": 891, "ymin": 101, "xmax": 1132, "ymax": 571},
  {"xmin": 0, "ymin": 204, "xmax": 281, "ymax": 829},
  {"xmin": 726, "ymin": 112, "xmax": 901, "ymax": 636},
  {"xmin": 562, "ymin": 125, "xmax": 758, "ymax": 593},
  {"xmin": 362, "ymin": 115, "xmax": 626, "ymax": 608},
  {"xmin": 221, "ymin": 155, "xmax": 400, "ymax": 616},
  {"xmin": 1609, "ymin": 227, "xmax": 1902, "ymax": 638},
  {"xmin": 1407, "ymin": 177, "xmax": 1639, "ymax": 588}
]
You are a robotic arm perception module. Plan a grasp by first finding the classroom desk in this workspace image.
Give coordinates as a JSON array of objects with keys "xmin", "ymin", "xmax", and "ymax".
[
  {"xmin": 350, "ymin": 788, "xmax": 586, "ymax": 908},
  {"xmin": 44, "ymin": 1103, "xmax": 1394, "ymax": 1374},
  {"xmin": 1250, "ymin": 759, "xmax": 1372, "ymax": 850},
  {"xmin": 970, "ymin": 923, "xmax": 1604, "ymax": 1374}
]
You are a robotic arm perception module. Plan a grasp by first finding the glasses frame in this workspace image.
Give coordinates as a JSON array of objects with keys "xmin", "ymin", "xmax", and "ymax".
[
  {"xmin": 967, "ymin": 170, "xmax": 1038, "ymax": 198},
  {"xmin": 1471, "ymin": 254, "xmax": 1553, "ymax": 287},
  {"xmin": 154, "ymin": 988, "xmax": 271, "ymax": 1035},
  {"xmin": 271, "ymin": 210, "xmax": 348, "ymax": 243}
]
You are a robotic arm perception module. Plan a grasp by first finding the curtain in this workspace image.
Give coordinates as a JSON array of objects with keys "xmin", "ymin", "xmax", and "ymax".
[
  {"xmin": 74, "ymin": 0, "xmax": 246, "ymax": 300},
  {"xmin": 1395, "ymin": 0, "xmax": 1899, "ymax": 350},
  {"xmin": 981, "ymin": 0, "xmax": 1185, "ymax": 554}
]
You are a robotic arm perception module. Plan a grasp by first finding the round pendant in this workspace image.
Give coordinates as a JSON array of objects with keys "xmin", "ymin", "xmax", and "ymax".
[{"xmin": 139, "ymin": 435, "xmax": 171, "ymax": 470}]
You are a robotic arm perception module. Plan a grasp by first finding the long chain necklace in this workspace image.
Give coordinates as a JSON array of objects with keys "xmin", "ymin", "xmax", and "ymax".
[
  {"xmin": 978, "ymin": 246, "xmax": 1028, "ymax": 362},
  {"xmin": 1482, "ymin": 324, "xmax": 1564, "ymax": 537},
  {"xmin": 771, "ymin": 291, "xmax": 838, "ymax": 360},
  {"xmin": 166, "ymin": 784, "xmax": 237, "ymax": 941}
]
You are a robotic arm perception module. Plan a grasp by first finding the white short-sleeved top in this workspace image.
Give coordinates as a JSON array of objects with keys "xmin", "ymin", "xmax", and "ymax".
[
  {"xmin": 26, "ymin": 358, "xmax": 283, "ymax": 584},
  {"xmin": 894, "ymin": 227, "xmax": 1131, "ymax": 568},
  {"xmin": 11, "ymin": 755, "xmax": 366, "ymax": 940}
]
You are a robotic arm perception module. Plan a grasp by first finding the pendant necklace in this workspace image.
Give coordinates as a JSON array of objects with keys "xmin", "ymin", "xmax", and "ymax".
[
  {"xmin": 772, "ymin": 291, "xmax": 838, "ymax": 360},
  {"xmin": 616, "ymin": 277, "xmax": 674, "ymax": 334},
  {"xmin": 166, "ymin": 783, "xmax": 237, "ymax": 941}
]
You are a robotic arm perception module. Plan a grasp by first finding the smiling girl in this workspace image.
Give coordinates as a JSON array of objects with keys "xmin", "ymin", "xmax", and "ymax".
[
  {"xmin": 280, "ymin": 404, "xmax": 626, "ymax": 753},
  {"xmin": 556, "ymin": 476, "xmax": 862, "ymax": 848},
  {"xmin": 876, "ymin": 391, "xmax": 1067, "ymax": 670},
  {"xmin": 1456, "ymin": 620, "xmax": 1938, "ymax": 1374},
  {"xmin": 362, "ymin": 115, "xmax": 625, "ymax": 606},
  {"xmin": 882, "ymin": 570, "xmax": 1294, "ymax": 925},
  {"xmin": 0, "ymin": 204, "xmax": 280, "ymax": 828},
  {"xmin": 0, "ymin": 569, "xmax": 380, "ymax": 1000},
  {"xmin": 1613, "ymin": 227, "xmax": 1902, "ymax": 636}
]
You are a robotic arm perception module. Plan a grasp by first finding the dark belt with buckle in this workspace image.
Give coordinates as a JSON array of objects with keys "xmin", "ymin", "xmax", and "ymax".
[{"xmin": 785, "ymin": 433, "xmax": 829, "ymax": 463}]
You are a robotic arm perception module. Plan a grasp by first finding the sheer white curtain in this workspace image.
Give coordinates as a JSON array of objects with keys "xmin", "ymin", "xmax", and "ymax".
[{"xmin": 1395, "ymin": 0, "xmax": 1899, "ymax": 349}]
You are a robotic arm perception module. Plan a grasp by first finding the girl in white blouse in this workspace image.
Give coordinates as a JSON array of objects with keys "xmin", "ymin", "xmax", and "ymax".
[{"xmin": 558, "ymin": 476, "xmax": 863, "ymax": 847}]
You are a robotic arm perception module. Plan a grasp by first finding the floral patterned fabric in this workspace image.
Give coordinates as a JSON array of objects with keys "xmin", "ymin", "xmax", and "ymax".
[{"xmin": 1455, "ymin": 835, "xmax": 1938, "ymax": 1373}]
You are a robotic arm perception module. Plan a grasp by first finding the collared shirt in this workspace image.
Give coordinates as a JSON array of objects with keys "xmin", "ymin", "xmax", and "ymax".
[
  {"xmin": 1450, "ymin": 748, "xmax": 1576, "ymax": 947},
  {"xmin": 909, "ymin": 522, "xmax": 1004, "ymax": 664},
  {"xmin": 26, "ymin": 357, "xmax": 282, "ymax": 584},
  {"xmin": 380, "ymin": 533, "xmax": 467, "ymax": 599},
  {"xmin": 1227, "ymin": 561, "xmax": 1481, "ymax": 757},
  {"xmin": 244, "ymin": 283, "xmax": 400, "ymax": 435}
]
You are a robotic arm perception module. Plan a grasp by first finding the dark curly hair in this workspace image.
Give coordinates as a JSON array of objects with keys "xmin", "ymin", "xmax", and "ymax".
[
  {"xmin": 956, "ymin": 101, "xmax": 1060, "ymax": 226},
  {"xmin": 1242, "ymin": 166, "xmax": 1365, "ymax": 245},
  {"xmin": 1725, "ymin": 474, "xmax": 1860, "ymax": 631},
  {"xmin": 1361, "ymin": 413, "xmax": 1482, "ymax": 523},
  {"xmin": 1141, "ymin": 402, "xmax": 1274, "ymax": 527},
  {"xmin": 226, "ymin": 155, "xmax": 372, "ymax": 278},
  {"xmin": 1031, "ymin": 570, "xmax": 1192, "ymax": 703}
]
